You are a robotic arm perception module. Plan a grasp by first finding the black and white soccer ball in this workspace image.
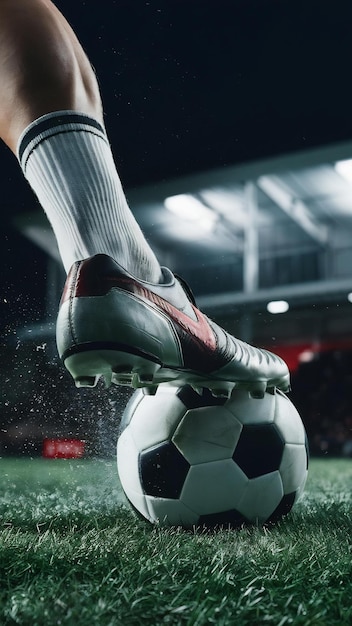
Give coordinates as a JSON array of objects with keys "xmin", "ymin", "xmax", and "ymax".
[{"xmin": 117, "ymin": 385, "xmax": 308, "ymax": 529}]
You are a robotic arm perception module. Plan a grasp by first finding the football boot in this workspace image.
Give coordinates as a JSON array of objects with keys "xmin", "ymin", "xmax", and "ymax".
[{"xmin": 56, "ymin": 254, "xmax": 290, "ymax": 398}]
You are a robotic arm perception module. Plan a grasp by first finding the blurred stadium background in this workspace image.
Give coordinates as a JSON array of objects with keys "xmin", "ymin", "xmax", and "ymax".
[{"xmin": 1, "ymin": 0, "xmax": 352, "ymax": 459}]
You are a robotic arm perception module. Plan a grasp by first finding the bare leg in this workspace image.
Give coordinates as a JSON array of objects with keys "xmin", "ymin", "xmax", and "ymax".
[{"xmin": 0, "ymin": 0, "xmax": 102, "ymax": 153}]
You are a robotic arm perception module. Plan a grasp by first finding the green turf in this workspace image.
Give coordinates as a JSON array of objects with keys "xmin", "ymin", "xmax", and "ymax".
[{"xmin": 0, "ymin": 457, "xmax": 351, "ymax": 625}]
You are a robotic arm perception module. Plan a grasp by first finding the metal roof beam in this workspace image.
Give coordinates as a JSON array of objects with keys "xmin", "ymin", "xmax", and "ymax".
[
  {"xmin": 197, "ymin": 277, "xmax": 352, "ymax": 314},
  {"xmin": 243, "ymin": 182, "xmax": 259, "ymax": 293},
  {"xmin": 257, "ymin": 175, "xmax": 328, "ymax": 245}
]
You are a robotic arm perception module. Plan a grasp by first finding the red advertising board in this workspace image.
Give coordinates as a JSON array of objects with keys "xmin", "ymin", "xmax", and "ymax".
[{"xmin": 43, "ymin": 438, "xmax": 85, "ymax": 459}]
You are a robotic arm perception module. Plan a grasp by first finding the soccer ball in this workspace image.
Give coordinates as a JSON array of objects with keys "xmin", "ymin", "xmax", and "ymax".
[{"xmin": 117, "ymin": 385, "xmax": 308, "ymax": 529}]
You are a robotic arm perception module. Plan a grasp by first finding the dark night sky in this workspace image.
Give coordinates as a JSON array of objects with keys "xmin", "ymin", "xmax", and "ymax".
[{"xmin": 2, "ymin": 0, "xmax": 352, "ymax": 328}]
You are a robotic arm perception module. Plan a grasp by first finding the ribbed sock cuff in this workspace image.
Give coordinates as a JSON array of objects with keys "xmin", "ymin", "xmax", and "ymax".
[{"xmin": 17, "ymin": 110, "xmax": 106, "ymax": 172}]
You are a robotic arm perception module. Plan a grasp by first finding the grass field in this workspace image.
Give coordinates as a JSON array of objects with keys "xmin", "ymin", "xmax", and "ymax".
[{"xmin": 0, "ymin": 457, "xmax": 351, "ymax": 625}]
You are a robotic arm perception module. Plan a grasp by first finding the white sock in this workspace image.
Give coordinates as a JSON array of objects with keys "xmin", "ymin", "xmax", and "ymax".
[{"xmin": 17, "ymin": 110, "xmax": 161, "ymax": 281}]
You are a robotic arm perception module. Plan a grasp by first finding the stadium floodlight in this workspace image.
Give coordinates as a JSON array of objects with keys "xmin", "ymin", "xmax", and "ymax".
[
  {"xmin": 299, "ymin": 350, "xmax": 315, "ymax": 363},
  {"xmin": 347, "ymin": 292, "xmax": 352, "ymax": 303},
  {"xmin": 335, "ymin": 159, "xmax": 352, "ymax": 184},
  {"xmin": 267, "ymin": 300, "xmax": 289, "ymax": 314},
  {"xmin": 164, "ymin": 194, "xmax": 217, "ymax": 232}
]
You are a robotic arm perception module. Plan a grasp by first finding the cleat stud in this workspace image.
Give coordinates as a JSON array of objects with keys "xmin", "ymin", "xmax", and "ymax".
[
  {"xmin": 111, "ymin": 373, "xmax": 119, "ymax": 385},
  {"xmin": 139, "ymin": 373, "xmax": 154, "ymax": 384},
  {"xmin": 211, "ymin": 388, "xmax": 230, "ymax": 399},
  {"xmin": 112, "ymin": 374, "xmax": 132, "ymax": 386},
  {"xmin": 104, "ymin": 373, "xmax": 112, "ymax": 389},
  {"xmin": 142, "ymin": 385, "xmax": 158, "ymax": 396},
  {"xmin": 191, "ymin": 385, "xmax": 203, "ymax": 396},
  {"xmin": 131, "ymin": 372, "xmax": 141, "ymax": 389},
  {"xmin": 249, "ymin": 381, "xmax": 266, "ymax": 399},
  {"xmin": 250, "ymin": 390, "xmax": 265, "ymax": 399},
  {"xmin": 75, "ymin": 376, "xmax": 98, "ymax": 388}
]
